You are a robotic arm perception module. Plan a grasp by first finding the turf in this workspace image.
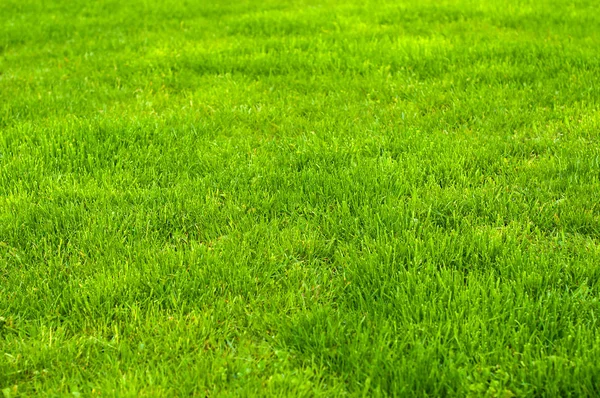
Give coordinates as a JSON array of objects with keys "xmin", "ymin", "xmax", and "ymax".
[{"xmin": 1, "ymin": 0, "xmax": 600, "ymax": 396}]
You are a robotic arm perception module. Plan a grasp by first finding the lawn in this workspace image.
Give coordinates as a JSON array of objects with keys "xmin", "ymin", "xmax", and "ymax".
[{"xmin": 1, "ymin": 0, "xmax": 600, "ymax": 396}]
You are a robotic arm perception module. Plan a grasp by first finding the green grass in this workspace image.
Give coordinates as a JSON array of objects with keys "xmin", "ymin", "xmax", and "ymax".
[{"xmin": 1, "ymin": 0, "xmax": 600, "ymax": 395}]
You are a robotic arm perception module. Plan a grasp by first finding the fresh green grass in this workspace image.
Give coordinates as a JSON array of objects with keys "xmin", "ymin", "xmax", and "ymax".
[{"xmin": 1, "ymin": 0, "xmax": 600, "ymax": 396}]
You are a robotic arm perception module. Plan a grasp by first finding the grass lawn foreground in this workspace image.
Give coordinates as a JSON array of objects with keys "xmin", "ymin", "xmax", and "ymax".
[{"xmin": 1, "ymin": 0, "xmax": 600, "ymax": 396}]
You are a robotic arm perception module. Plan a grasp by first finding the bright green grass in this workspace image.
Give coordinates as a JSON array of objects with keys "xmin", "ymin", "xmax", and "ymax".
[{"xmin": 1, "ymin": 0, "xmax": 600, "ymax": 396}]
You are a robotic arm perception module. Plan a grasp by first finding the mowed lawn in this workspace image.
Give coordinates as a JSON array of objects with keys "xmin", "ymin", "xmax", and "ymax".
[{"xmin": 1, "ymin": 0, "xmax": 600, "ymax": 396}]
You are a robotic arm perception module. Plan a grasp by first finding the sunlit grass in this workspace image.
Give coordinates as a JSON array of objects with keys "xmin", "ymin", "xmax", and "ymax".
[{"xmin": 1, "ymin": 0, "xmax": 600, "ymax": 395}]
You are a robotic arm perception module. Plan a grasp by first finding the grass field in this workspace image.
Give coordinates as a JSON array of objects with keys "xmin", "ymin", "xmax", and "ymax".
[{"xmin": 1, "ymin": 0, "xmax": 600, "ymax": 396}]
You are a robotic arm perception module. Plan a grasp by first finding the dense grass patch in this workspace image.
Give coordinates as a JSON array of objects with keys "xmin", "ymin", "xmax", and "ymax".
[{"xmin": 1, "ymin": 0, "xmax": 600, "ymax": 395}]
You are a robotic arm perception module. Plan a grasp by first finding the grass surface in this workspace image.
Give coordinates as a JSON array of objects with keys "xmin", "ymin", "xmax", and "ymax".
[{"xmin": 1, "ymin": 0, "xmax": 600, "ymax": 396}]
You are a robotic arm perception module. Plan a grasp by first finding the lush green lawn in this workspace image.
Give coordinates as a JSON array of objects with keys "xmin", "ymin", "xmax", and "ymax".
[{"xmin": 1, "ymin": 0, "xmax": 600, "ymax": 395}]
